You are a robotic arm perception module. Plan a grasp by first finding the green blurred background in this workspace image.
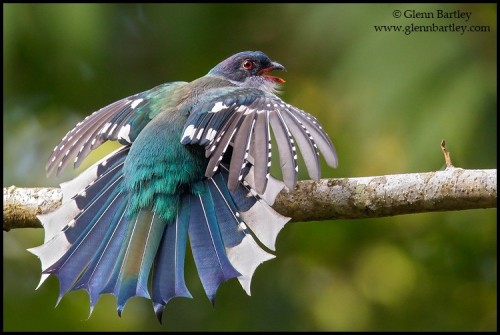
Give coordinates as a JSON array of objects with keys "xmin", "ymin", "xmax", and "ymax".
[{"xmin": 3, "ymin": 3, "xmax": 496, "ymax": 331}]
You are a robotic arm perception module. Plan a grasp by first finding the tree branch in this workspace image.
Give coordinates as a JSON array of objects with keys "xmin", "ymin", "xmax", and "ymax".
[
  {"xmin": 274, "ymin": 168, "xmax": 496, "ymax": 222},
  {"xmin": 3, "ymin": 167, "xmax": 496, "ymax": 231}
]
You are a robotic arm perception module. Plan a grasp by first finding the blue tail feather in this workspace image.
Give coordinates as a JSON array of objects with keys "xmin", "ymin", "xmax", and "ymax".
[
  {"xmin": 136, "ymin": 212, "xmax": 167, "ymax": 300},
  {"xmin": 43, "ymin": 163, "xmax": 126, "ymax": 300},
  {"xmin": 208, "ymin": 174, "xmax": 246, "ymax": 248},
  {"xmin": 209, "ymin": 165, "xmax": 277, "ymax": 295},
  {"xmin": 99, "ymin": 209, "xmax": 166, "ymax": 315},
  {"xmin": 48, "ymin": 188, "xmax": 124, "ymax": 303},
  {"xmin": 99, "ymin": 210, "xmax": 137, "ymax": 308},
  {"xmin": 52, "ymin": 147, "xmax": 127, "ymax": 246},
  {"xmin": 72, "ymin": 197, "xmax": 129, "ymax": 312},
  {"xmin": 188, "ymin": 184, "xmax": 241, "ymax": 303},
  {"xmin": 152, "ymin": 198, "xmax": 192, "ymax": 322}
]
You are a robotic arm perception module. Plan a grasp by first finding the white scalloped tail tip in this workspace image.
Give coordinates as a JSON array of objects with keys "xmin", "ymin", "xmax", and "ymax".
[{"xmin": 226, "ymin": 235, "xmax": 275, "ymax": 295}]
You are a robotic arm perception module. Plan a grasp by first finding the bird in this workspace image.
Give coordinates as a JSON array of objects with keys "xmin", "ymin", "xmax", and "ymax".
[{"xmin": 28, "ymin": 50, "xmax": 338, "ymax": 323}]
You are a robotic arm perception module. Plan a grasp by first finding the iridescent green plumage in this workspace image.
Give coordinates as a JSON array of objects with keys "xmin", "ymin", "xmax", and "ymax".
[{"xmin": 123, "ymin": 97, "xmax": 207, "ymax": 220}]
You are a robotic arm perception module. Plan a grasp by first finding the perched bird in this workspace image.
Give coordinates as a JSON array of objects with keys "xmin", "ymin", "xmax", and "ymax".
[{"xmin": 29, "ymin": 51, "xmax": 338, "ymax": 322}]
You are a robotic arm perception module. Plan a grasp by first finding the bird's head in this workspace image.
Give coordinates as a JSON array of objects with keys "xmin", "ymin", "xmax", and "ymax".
[{"xmin": 208, "ymin": 51, "xmax": 286, "ymax": 91}]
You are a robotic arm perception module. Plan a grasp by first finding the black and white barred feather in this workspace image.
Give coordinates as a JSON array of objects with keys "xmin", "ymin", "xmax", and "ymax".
[
  {"xmin": 46, "ymin": 82, "xmax": 187, "ymax": 177},
  {"xmin": 181, "ymin": 88, "xmax": 338, "ymax": 193}
]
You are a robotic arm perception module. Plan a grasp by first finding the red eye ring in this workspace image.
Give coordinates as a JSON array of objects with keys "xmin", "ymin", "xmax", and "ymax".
[{"xmin": 243, "ymin": 60, "xmax": 254, "ymax": 70}]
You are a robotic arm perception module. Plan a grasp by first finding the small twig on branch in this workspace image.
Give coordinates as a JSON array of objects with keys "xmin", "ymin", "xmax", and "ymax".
[
  {"xmin": 3, "ymin": 168, "xmax": 497, "ymax": 231},
  {"xmin": 441, "ymin": 139, "xmax": 454, "ymax": 168}
]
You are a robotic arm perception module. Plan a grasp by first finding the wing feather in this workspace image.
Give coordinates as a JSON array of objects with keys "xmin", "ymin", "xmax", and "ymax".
[{"xmin": 182, "ymin": 87, "xmax": 337, "ymax": 194}]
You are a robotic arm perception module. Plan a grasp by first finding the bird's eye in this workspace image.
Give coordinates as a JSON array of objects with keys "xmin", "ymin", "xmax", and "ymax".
[{"xmin": 242, "ymin": 60, "xmax": 254, "ymax": 70}]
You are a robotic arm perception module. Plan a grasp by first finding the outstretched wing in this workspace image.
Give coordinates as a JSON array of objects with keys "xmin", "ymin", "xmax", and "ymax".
[
  {"xmin": 181, "ymin": 88, "xmax": 338, "ymax": 194},
  {"xmin": 47, "ymin": 81, "xmax": 188, "ymax": 177}
]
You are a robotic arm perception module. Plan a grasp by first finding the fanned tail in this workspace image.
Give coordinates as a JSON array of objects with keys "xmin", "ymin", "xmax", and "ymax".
[{"xmin": 30, "ymin": 149, "xmax": 290, "ymax": 322}]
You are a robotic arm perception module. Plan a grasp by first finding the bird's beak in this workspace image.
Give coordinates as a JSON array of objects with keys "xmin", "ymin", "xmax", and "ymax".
[
  {"xmin": 270, "ymin": 61, "xmax": 286, "ymax": 72},
  {"xmin": 259, "ymin": 61, "xmax": 286, "ymax": 83}
]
